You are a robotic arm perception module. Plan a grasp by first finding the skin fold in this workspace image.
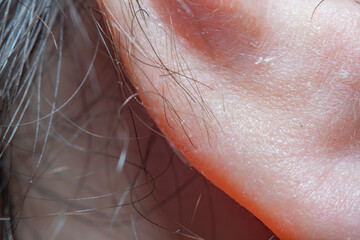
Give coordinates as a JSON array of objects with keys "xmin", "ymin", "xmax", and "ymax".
[{"xmin": 99, "ymin": 0, "xmax": 360, "ymax": 239}]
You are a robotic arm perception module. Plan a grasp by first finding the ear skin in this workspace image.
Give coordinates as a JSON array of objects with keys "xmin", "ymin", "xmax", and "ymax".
[
  {"xmin": 99, "ymin": 0, "xmax": 360, "ymax": 239},
  {"xmin": 151, "ymin": 0, "xmax": 270, "ymax": 68}
]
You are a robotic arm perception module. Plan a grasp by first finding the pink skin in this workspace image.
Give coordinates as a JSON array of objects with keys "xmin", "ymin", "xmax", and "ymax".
[{"xmin": 99, "ymin": 0, "xmax": 360, "ymax": 239}]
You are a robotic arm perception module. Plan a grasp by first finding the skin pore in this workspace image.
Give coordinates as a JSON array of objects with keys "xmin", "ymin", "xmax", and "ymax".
[{"xmin": 99, "ymin": 0, "xmax": 360, "ymax": 239}]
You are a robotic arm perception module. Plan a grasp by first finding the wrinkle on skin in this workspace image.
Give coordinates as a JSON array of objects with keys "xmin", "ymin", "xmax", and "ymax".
[{"xmin": 99, "ymin": 0, "xmax": 360, "ymax": 239}]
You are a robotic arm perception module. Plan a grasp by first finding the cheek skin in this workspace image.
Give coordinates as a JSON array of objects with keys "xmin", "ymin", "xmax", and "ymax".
[{"xmin": 99, "ymin": 0, "xmax": 360, "ymax": 239}]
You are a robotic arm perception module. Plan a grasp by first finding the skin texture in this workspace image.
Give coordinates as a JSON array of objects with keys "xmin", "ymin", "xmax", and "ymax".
[{"xmin": 99, "ymin": 0, "xmax": 360, "ymax": 239}]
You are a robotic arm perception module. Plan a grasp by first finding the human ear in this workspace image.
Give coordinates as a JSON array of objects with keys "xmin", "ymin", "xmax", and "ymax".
[{"xmin": 99, "ymin": 0, "xmax": 360, "ymax": 239}]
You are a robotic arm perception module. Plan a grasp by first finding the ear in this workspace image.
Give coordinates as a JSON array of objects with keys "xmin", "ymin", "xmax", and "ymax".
[{"xmin": 99, "ymin": 0, "xmax": 360, "ymax": 239}]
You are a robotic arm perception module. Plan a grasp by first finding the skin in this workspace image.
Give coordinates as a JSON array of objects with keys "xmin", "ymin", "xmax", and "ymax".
[{"xmin": 99, "ymin": 0, "xmax": 360, "ymax": 239}]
